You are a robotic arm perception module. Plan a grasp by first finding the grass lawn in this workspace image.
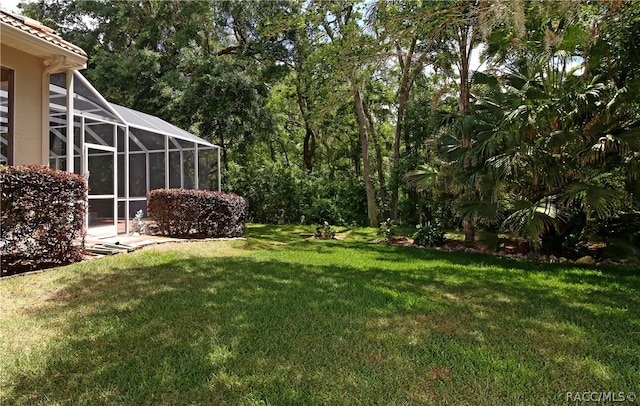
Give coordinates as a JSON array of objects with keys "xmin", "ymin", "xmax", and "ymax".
[{"xmin": 1, "ymin": 224, "xmax": 639, "ymax": 405}]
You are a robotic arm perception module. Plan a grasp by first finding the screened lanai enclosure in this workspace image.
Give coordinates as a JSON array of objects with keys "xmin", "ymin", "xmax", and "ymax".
[{"xmin": 47, "ymin": 71, "xmax": 221, "ymax": 237}]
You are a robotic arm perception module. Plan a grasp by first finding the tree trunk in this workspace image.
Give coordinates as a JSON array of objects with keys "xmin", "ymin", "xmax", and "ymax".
[
  {"xmin": 220, "ymin": 133, "xmax": 228, "ymax": 172},
  {"xmin": 372, "ymin": 130, "xmax": 387, "ymax": 217},
  {"xmin": 391, "ymin": 38, "xmax": 417, "ymax": 223},
  {"xmin": 353, "ymin": 86, "xmax": 379, "ymax": 227},
  {"xmin": 295, "ymin": 73, "xmax": 316, "ymax": 173},
  {"xmin": 458, "ymin": 25, "xmax": 475, "ymax": 243},
  {"xmin": 303, "ymin": 125, "xmax": 316, "ymax": 172},
  {"xmin": 363, "ymin": 96, "xmax": 387, "ymax": 213},
  {"xmin": 352, "ymin": 137, "xmax": 361, "ymax": 176}
]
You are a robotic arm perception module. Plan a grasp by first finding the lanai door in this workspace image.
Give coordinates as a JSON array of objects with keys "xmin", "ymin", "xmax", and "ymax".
[{"xmin": 85, "ymin": 143, "xmax": 117, "ymax": 238}]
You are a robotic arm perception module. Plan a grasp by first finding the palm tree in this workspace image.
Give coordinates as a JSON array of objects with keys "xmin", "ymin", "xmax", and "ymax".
[{"xmin": 434, "ymin": 48, "xmax": 640, "ymax": 251}]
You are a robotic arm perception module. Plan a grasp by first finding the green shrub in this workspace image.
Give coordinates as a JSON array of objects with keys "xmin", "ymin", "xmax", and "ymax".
[
  {"xmin": 226, "ymin": 162, "xmax": 370, "ymax": 226},
  {"xmin": 588, "ymin": 210, "xmax": 640, "ymax": 247},
  {"xmin": 1, "ymin": 165, "xmax": 87, "ymax": 276},
  {"xmin": 148, "ymin": 189, "xmax": 248, "ymax": 238},
  {"xmin": 225, "ymin": 162, "xmax": 308, "ymax": 224},
  {"xmin": 413, "ymin": 223, "xmax": 445, "ymax": 247},
  {"xmin": 305, "ymin": 197, "xmax": 342, "ymax": 225},
  {"xmin": 380, "ymin": 218, "xmax": 395, "ymax": 244},
  {"xmin": 314, "ymin": 221, "xmax": 336, "ymax": 239}
]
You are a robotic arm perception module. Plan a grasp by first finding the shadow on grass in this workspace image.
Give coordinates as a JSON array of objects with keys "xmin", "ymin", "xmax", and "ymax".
[{"xmin": 4, "ymin": 237, "xmax": 640, "ymax": 405}]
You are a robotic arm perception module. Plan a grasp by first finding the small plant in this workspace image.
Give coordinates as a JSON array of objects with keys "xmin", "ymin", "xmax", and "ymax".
[
  {"xmin": 413, "ymin": 223, "xmax": 445, "ymax": 247},
  {"xmin": 380, "ymin": 218, "xmax": 395, "ymax": 245},
  {"xmin": 314, "ymin": 221, "xmax": 336, "ymax": 239}
]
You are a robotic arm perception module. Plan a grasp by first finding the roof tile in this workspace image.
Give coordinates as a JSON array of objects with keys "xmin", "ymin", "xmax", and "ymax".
[{"xmin": 0, "ymin": 9, "xmax": 87, "ymax": 58}]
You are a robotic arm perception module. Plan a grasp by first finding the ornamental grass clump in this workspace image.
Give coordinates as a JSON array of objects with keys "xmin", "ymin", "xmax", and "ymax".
[{"xmin": 147, "ymin": 189, "xmax": 248, "ymax": 238}]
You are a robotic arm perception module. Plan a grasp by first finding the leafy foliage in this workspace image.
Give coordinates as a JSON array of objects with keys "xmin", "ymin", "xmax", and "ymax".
[
  {"xmin": 147, "ymin": 189, "xmax": 247, "ymax": 238},
  {"xmin": 379, "ymin": 218, "xmax": 395, "ymax": 245},
  {"xmin": 178, "ymin": 54, "xmax": 274, "ymax": 170},
  {"xmin": 314, "ymin": 221, "xmax": 336, "ymax": 240},
  {"xmin": 225, "ymin": 162, "xmax": 308, "ymax": 225},
  {"xmin": 225, "ymin": 161, "xmax": 369, "ymax": 227},
  {"xmin": 433, "ymin": 18, "xmax": 640, "ymax": 251},
  {"xmin": 0, "ymin": 166, "xmax": 87, "ymax": 276},
  {"xmin": 412, "ymin": 223, "xmax": 445, "ymax": 247}
]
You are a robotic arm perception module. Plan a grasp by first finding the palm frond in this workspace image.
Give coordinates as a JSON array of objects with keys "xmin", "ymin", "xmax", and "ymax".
[
  {"xmin": 476, "ymin": 230, "xmax": 499, "ymax": 252},
  {"xmin": 503, "ymin": 197, "xmax": 562, "ymax": 249},
  {"xmin": 530, "ymin": 150, "xmax": 568, "ymax": 189},
  {"xmin": 564, "ymin": 182, "xmax": 622, "ymax": 219},
  {"xmin": 405, "ymin": 165, "xmax": 438, "ymax": 192},
  {"xmin": 627, "ymin": 158, "xmax": 640, "ymax": 184},
  {"xmin": 459, "ymin": 199, "xmax": 501, "ymax": 224},
  {"xmin": 615, "ymin": 126, "xmax": 640, "ymax": 152},
  {"xmin": 472, "ymin": 71, "xmax": 500, "ymax": 88}
]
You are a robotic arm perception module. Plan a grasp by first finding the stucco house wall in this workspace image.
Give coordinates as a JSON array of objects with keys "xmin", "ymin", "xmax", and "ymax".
[
  {"xmin": 1, "ymin": 43, "xmax": 47, "ymax": 165},
  {"xmin": 1, "ymin": 9, "xmax": 87, "ymax": 165}
]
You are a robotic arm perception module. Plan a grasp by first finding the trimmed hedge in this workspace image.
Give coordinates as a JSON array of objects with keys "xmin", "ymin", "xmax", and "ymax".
[
  {"xmin": 148, "ymin": 189, "xmax": 248, "ymax": 238},
  {"xmin": 1, "ymin": 165, "xmax": 87, "ymax": 276}
]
